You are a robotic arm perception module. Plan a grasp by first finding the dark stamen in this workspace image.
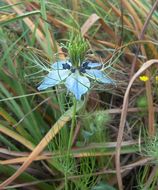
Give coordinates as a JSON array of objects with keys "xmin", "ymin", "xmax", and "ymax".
[
  {"xmin": 82, "ymin": 61, "xmax": 89, "ymax": 68},
  {"xmin": 79, "ymin": 67, "xmax": 86, "ymax": 73},
  {"xmin": 80, "ymin": 61, "xmax": 91, "ymax": 73},
  {"xmin": 71, "ymin": 68, "xmax": 76, "ymax": 73},
  {"xmin": 62, "ymin": 63, "xmax": 71, "ymax": 70}
]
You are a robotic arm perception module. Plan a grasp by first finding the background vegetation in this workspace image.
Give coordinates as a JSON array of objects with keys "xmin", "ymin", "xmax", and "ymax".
[{"xmin": 0, "ymin": 0, "xmax": 158, "ymax": 189}]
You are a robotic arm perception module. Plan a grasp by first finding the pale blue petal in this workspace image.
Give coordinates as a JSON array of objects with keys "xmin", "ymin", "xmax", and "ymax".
[
  {"xmin": 85, "ymin": 69, "xmax": 113, "ymax": 84},
  {"xmin": 51, "ymin": 60, "xmax": 72, "ymax": 70},
  {"xmin": 38, "ymin": 70, "xmax": 71, "ymax": 90},
  {"xmin": 65, "ymin": 72, "xmax": 90, "ymax": 100},
  {"xmin": 87, "ymin": 62, "xmax": 102, "ymax": 68}
]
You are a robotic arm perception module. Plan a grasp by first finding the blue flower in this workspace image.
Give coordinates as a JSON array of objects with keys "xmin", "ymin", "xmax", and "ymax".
[{"xmin": 38, "ymin": 60, "xmax": 114, "ymax": 100}]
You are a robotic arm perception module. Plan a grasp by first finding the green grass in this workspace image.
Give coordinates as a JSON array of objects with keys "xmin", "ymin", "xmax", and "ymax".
[{"xmin": 0, "ymin": 0, "xmax": 158, "ymax": 190}]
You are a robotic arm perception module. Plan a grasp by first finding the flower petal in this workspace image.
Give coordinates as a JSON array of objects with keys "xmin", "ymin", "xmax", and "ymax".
[
  {"xmin": 38, "ymin": 70, "xmax": 71, "ymax": 90},
  {"xmin": 87, "ymin": 62, "xmax": 102, "ymax": 68},
  {"xmin": 85, "ymin": 69, "xmax": 114, "ymax": 84},
  {"xmin": 51, "ymin": 60, "xmax": 72, "ymax": 70},
  {"xmin": 65, "ymin": 72, "xmax": 90, "ymax": 100},
  {"xmin": 139, "ymin": 75, "xmax": 149, "ymax": 82}
]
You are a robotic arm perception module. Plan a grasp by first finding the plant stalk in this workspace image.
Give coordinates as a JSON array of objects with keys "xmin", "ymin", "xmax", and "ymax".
[{"xmin": 65, "ymin": 98, "xmax": 77, "ymax": 190}]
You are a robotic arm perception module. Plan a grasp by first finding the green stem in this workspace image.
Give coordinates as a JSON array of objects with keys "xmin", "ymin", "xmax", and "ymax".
[
  {"xmin": 65, "ymin": 98, "xmax": 77, "ymax": 190},
  {"xmin": 68, "ymin": 98, "xmax": 77, "ymax": 151}
]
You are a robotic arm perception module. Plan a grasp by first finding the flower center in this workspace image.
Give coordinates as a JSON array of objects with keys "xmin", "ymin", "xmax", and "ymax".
[{"xmin": 62, "ymin": 61, "xmax": 92, "ymax": 74}]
